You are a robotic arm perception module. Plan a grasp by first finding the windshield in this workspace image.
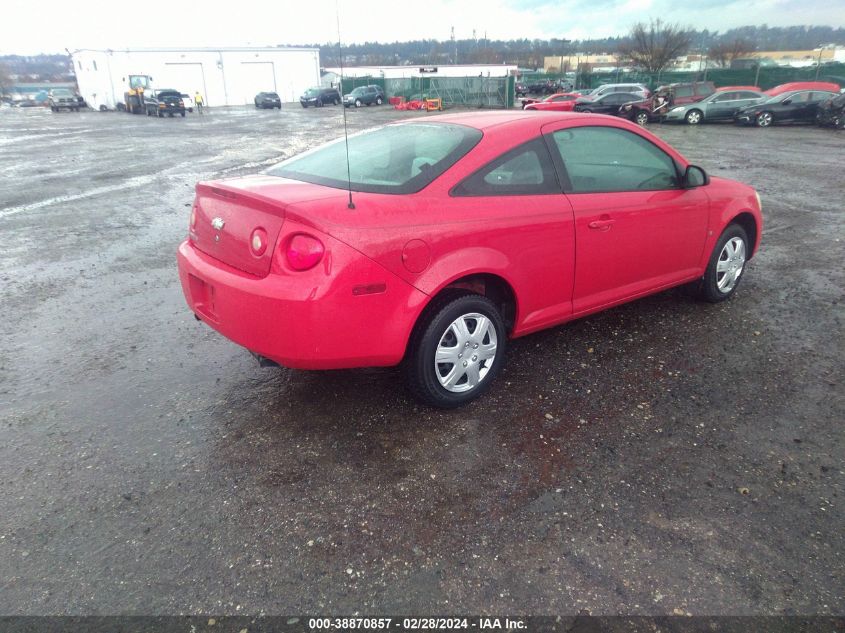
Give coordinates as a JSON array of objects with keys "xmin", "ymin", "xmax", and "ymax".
[
  {"xmin": 267, "ymin": 123, "xmax": 482, "ymax": 194},
  {"xmin": 304, "ymin": 89, "xmax": 319, "ymax": 96},
  {"xmin": 52, "ymin": 89, "xmax": 73, "ymax": 96}
]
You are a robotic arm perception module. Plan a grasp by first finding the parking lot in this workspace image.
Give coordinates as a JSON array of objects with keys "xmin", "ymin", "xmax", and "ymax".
[{"xmin": 0, "ymin": 105, "xmax": 843, "ymax": 615}]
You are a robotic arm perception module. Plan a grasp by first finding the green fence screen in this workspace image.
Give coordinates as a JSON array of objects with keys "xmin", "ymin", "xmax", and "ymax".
[{"xmin": 337, "ymin": 75, "xmax": 515, "ymax": 108}]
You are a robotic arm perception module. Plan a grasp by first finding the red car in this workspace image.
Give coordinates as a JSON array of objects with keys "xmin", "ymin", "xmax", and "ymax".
[
  {"xmin": 522, "ymin": 93, "xmax": 581, "ymax": 111},
  {"xmin": 178, "ymin": 112, "xmax": 763, "ymax": 408},
  {"xmin": 765, "ymin": 81, "xmax": 840, "ymax": 96}
]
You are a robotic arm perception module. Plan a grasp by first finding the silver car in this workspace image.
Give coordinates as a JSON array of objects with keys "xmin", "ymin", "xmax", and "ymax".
[{"xmin": 665, "ymin": 89, "xmax": 767, "ymax": 125}]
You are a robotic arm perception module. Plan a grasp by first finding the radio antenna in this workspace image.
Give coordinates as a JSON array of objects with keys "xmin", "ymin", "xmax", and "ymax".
[{"xmin": 336, "ymin": 0, "xmax": 355, "ymax": 210}]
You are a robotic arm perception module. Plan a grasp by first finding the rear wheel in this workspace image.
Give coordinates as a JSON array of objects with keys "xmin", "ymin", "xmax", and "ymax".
[
  {"xmin": 635, "ymin": 111, "xmax": 649, "ymax": 125},
  {"xmin": 333, "ymin": 98, "xmax": 340, "ymax": 105},
  {"xmin": 376, "ymin": 96, "xmax": 383, "ymax": 105},
  {"xmin": 756, "ymin": 111, "xmax": 773, "ymax": 127},
  {"xmin": 698, "ymin": 224, "xmax": 749, "ymax": 302},
  {"xmin": 317, "ymin": 99, "xmax": 323, "ymax": 107},
  {"xmin": 685, "ymin": 109, "xmax": 703, "ymax": 125},
  {"xmin": 405, "ymin": 293, "xmax": 506, "ymax": 408}
]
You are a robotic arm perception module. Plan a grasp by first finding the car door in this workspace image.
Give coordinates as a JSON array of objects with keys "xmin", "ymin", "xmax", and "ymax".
[
  {"xmin": 779, "ymin": 91, "xmax": 812, "ymax": 122},
  {"xmin": 806, "ymin": 92, "xmax": 834, "ymax": 121},
  {"xmin": 705, "ymin": 92, "xmax": 739, "ymax": 120},
  {"xmin": 544, "ymin": 123, "xmax": 710, "ymax": 314},
  {"xmin": 729, "ymin": 91, "xmax": 765, "ymax": 117}
]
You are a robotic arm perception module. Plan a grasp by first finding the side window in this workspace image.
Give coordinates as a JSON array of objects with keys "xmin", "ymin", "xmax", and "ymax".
[
  {"xmin": 788, "ymin": 92, "xmax": 811, "ymax": 103},
  {"xmin": 737, "ymin": 91, "xmax": 759, "ymax": 99},
  {"xmin": 715, "ymin": 92, "xmax": 737, "ymax": 101},
  {"xmin": 551, "ymin": 126, "xmax": 680, "ymax": 193},
  {"xmin": 674, "ymin": 85, "xmax": 693, "ymax": 98},
  {"xmin": 452, "ymin": 138, "xmax": 560, "ymax": 196}
]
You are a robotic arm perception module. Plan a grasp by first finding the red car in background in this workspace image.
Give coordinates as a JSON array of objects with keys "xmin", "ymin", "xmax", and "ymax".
[
  {"xmin": 178, "ymin": 111, "xmax": 762, "ymax": 408},
  {"xmin": 716, "ymin": 85, "xmax": 761, "ymax": 92},
  {"xmin": 522, "ymin": 92, "xmax": 581, "ymax": 111},
  {"xmin": 764, "ymin": 81, "xmax": 841, "ymax": 96}
]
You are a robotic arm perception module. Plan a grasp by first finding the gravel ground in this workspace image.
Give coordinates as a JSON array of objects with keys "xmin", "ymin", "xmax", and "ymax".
[{"xmin": 0, "ymin": 104, "xmax": 842, "ymax": 615}]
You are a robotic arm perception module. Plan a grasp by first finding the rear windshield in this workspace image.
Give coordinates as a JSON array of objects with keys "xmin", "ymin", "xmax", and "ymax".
[
  {"xmin": 267, "ymin": 123, "xmax": 482, "ymax": 194},
  {"xmin": 158, "ymin": 90, "xmax": 181, "ymax": 97}
]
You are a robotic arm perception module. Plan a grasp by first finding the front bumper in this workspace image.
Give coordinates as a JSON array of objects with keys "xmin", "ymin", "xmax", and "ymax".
[
  {"xmin": 734, "ymin": 113, "xmax": 753, "ymax": 125},
  {"xmin": 664, "ymin": 109, "xmax": 686, "ymax": 121},
  {"xmin": 177, "ymin": 238, "xmax": 428, "ymax": 369}
]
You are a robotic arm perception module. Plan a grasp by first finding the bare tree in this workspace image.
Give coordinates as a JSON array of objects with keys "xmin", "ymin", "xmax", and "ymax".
[
  {"xmin": 708, "ymin": 38, "xmax": 755, "ymax": 68},
  {"xmin": 618, "ymin": 19, "xmax": 692, "ymax": 73}
]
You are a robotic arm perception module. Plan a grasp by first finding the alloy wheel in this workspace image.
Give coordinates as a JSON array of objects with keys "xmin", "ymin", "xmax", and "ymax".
[
  {"xmin": 757, "ymin": 112, "xmax": 773, "ymax": 127},
  {"xmin": 434, "ymin": 313, "xmax": 498, "ymax": 393},
  {"xmin": 636, "ymin": 112, "xmax": 649, "ymax": 125},
  {"xmin": 716, "ymin": 237, "xmax": 746, "ymax": 294},
  {"xmin": 686, "ymin": 110, "xmax": 702, "ymax": 125}
]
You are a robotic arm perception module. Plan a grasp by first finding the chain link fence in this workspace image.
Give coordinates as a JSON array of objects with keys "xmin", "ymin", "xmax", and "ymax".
[
  {"xmin": 338, "ymin": 75, "xmax": 515, "ymax": 108},
  {"xmin": 520, "ymin": 63, "xmax": 845, "ymax": 92}
]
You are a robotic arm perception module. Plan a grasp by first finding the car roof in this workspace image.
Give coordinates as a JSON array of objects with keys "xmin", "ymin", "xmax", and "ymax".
[{"xmin": 417, "ymin": 110, "xmax": 629, "ymax": 132}]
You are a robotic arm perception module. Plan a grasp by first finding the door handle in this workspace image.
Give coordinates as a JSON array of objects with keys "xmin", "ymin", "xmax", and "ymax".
[{"xmin": 588, "ymin": 218, "xmax": 616, "ymax": 230}]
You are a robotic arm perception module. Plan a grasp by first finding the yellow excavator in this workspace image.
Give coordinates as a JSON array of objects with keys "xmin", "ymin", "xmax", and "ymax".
[{"xmin": 123, "ymin": 74, "xmax": 153, "ymax": 114}]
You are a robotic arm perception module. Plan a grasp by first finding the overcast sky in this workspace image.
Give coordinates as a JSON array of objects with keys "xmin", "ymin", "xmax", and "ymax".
[{"xmin": 3, "ymin": 0, "xmax": 844, "ymax": 55}]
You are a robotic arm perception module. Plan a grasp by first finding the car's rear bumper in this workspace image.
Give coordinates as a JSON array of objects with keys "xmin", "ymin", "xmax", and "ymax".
[{"xmin": 177, "ymin": 239, "xmax": 428, "ymax": 369}]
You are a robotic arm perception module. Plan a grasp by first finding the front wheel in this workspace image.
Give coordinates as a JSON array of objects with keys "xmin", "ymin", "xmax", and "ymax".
[
  {"xmin": 333, "ymin": 98, "xmax": 340, "ymax": 105},
  {"xmin": 376, "ymin": 96, "xmax": 383, "ymax": 105},
  {"xmin": 354, "ymin": 99, "xmax": 362, "ymax": 107},
  {"xmin": 404, "ymin": 293, "xmax": 506, "ymax": 408},
  {"xmin": 698, "ymin": 224, "xmax": 750, "ymax": 303},
  {"xmin": 635, "ymin": 111, "xmax": 649, "ymax": 125},
  {"xmin": 685, "ymin": 109, "xmax": 703, "ymax": 125},
  {"xmin": 756, "ymin": 111, "xmax": 773, "ymax": 127}
]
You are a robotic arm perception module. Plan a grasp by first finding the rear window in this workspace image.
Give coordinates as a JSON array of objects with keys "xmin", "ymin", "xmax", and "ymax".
[{"xmin": 267, "ymin": 123, "xmax": 482, "ymax": 194}]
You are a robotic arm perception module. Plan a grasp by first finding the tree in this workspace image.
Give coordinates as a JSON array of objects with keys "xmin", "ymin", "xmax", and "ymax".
[
  {"xmin": 708, "ymin": 38, "xmax": 755, "ymax": 68},
  {"xmin": 618, "ymin": 19, "xmax": 692, "ymax": 72}
]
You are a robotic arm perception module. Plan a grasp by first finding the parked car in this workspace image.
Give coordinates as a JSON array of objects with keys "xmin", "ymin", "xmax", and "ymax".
[
  {"xmin": 300, "ymin": 87, "xmax": 342, "ymax": 108},
  {"xmin": 734, "ymin": 89, "xmax": 838, "ymax": 127},
  {"xmin": 254, "ymin": 92, "xmax": 282, "ymax": 109},
  {"xmin": 815, "ymin": 93, "xmax": 845, "ymax": 128},
  {"xmin": 515, "ymin": 82, "xmax": 528, "ymax": 97},
  {"xmin": 525, "ymin": 80, "xmax": 558, "ymax": 95},
  {"xmin": 584, "ymin": 83, "xmax": 650, "ymax": 100},
  {"xmin": 764, "ymin": 81, "xmax": 840, "ymax": 97},
  {"xmin": 48, "ymin": 88, "xmax": 80, "ymax": 112},
  {"xmin": 523, "ymin": 93, "xmax": 581, "ymax": 111},
  {"xmin": 572, "ymin": 92, "xmax": 642, "ymax": 115},
  {"xmin": 343, "ymin": 85, "xmax": 385, "ymax": 107},
  {"xmin": 664, "ymin": 89, "xmax": 767, "ymax": 124},
  {"xmin": 145, "ymin": 89, "xmax": 186, "ymax": 117},
  {"xmin": 655, "ymin": 81, "xmax": 716, "ymax": 106},
  {"xmin": 177, "ymin": 111, "xmax": 762, "ymax": 408},
  {"xmin": 617, "ymin": 96, "xmax": 672, "ymax": 125},
  {"xmin": 181, "ymin": 94, "xmax": 194, "ymax": 113}
]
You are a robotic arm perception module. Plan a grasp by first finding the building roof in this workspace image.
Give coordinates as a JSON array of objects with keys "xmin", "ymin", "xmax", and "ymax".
[{"xmin": 71, "ymin": 46, "xmax": 319, "ymax": 54}]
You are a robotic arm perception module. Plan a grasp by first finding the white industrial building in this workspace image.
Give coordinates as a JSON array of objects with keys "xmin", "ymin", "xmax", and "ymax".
[{"xmin": 71, "ymin": 47, "xmax": 321, "ymax": 110}]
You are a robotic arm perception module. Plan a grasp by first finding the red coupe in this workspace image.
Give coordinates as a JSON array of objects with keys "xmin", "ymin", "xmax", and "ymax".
[
  {"xmin": 178, "ymin": 111, "xmax": 762, "ymax": 408},
  {"xmin": 523, "ymin": 93, "xmax": 582, "ymax": 111}
]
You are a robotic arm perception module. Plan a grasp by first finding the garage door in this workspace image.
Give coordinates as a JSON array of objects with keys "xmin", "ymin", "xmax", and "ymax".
[
  {"xmin": 159, "ymin": 63, "xmax": 207, "ymax": 104},
  {"xmin": 236, "ymin": 62, "xmax": 276, "ymax": 105}
]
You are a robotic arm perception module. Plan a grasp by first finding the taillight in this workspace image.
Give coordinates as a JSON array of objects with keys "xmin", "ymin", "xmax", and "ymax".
[
  {"xmin": 285, "ymin": 234, "xmax": 324, "ymax": 271},
  {"xmin": 250, "ymin": 227, "xmax": 268, "ymax": 256},
  {"xmin": 189, "ymin": 206, "xmax": 196, "ymax": 229}
]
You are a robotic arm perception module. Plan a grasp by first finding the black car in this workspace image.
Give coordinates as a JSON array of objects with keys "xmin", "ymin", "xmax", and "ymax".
[
  {"xmin": 515, "ymin": 82, "xmax": 528, "ymax": 97},
  {"xmin": 816, "ymin": 93, "xmax": 845, "ymax": 129},
  {"xmin": 300, "ymin": 87, "xmax": 341, "ymax": 108},
  {"xmin": 526, "ymin": 80, "xmax": 557, "ymax": 95},
  {"xmin": 145, "ymin": 89, "xmax": 186, "ymax": 117},
  {"xmin": 572, "ymin": 92, "xmax": 641, "ymax": 115},
  {"xmin": 343, "ymin": 85, "xmax": 385, "ymax": 108},
  {"xmin": 734, "ymin": 89, "xmax": 838, "ymax": 127},
  {"xmin": 254, "ymin": 92, "xmax": 282, "ymax": 109}
]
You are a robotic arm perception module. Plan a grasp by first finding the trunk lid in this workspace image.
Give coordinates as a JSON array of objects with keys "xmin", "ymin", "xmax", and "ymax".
[{"xmin": 189, "ymin": 176, "xmax": 345, "ymax": 277}]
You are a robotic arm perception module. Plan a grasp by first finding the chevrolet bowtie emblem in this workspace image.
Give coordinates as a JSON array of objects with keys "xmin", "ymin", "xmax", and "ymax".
[{"xmin": 211, "ymin": 217, "xmax": 225, "ymax": 230}]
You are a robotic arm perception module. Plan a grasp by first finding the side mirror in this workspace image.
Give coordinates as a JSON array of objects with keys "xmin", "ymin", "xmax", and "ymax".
[{"xmin": 683, "ymin": 165, "xmax": 709, "ymax": 188}]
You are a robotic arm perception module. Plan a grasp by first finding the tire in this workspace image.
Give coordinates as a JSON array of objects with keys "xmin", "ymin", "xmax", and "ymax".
[
  {"xmin": 317, "ymin": 99, "xmax": 323, "ymax": 107},
  {"xmin": 580, "ymin": 108, "xmax": 593, "ymax": 113},
  {"xmin": 376, "ymin": 96, "xmax": 383, "ymax": 105},
  {"xmin": 158, "ymin": 111, "xmax": 164, "ymax": 118},
  {"xmin": 333, "ymin": 98, "xmax": 340, "ymax": 105},
  {"xmin": 404, "ymin": 293, "xmax": 507, "ymax": 408},
  {"xmin": 355, "ymin": 99, "xmax": 362, "ymax": 107},
  {"xmin": 698, "ymin": 224, "xmax": 750, "ymax": 303},
  {"xmin": 685, "ymin": 109, "xmax": 703, "ymax": 125},
  {"xmin": 756, "ymin": 111, "xmax": 773, "ymax": 127},
  {"xmin": 301, "ymin": 102, "xmax": 307, "ymax": 108},
  {"xmin": 635, "ymin": 111, "xmax": 649, "ymax": 125},
  {"xmin": 181, "ymin": 112, "xmax": 185, "ymax": 117}
]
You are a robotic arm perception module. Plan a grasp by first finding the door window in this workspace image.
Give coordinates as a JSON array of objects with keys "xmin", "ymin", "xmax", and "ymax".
[
  {"xmin": 551, "ymin": 126, "xmax": 680, "ymax": 193},
  {"xmin": 714, "ymin": 92, "xmax": 738, "ymax": 101},
  {"xmin": 786, "ymin": 92, "xmax": 811, "ymax": 103},
  {"xmin": 673, "ymin": 85, "xmax": 694, "ymax": 98},
  {"xmin": 452, "ymin": 138, "xmax": 560, "ymax": 196}
]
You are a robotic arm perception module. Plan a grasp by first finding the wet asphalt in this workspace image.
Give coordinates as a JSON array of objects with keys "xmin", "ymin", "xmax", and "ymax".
[{"xmin": 0, "ymin": 104, "xmax": 843, "ymax": 615}]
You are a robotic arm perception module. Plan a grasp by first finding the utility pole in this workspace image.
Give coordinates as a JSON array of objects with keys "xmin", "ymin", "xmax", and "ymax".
[
  {"xmin": 814, "ymin": 46, "xmax": 824, "ymax": 80},
  {"xmin": 451, "ymin": 26, "xmax": 457, "ymax": 65}
]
